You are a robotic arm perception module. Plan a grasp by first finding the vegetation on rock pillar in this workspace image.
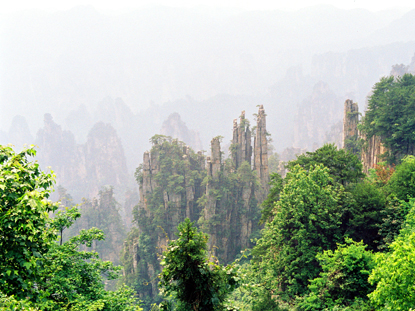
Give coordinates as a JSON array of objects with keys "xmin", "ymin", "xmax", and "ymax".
[
  {"xmin": 122, "ymin": 135, "xmax": 206, "ymax": 309},
  {"xmin": 360, "ymin": 73, "xmax": 415, "ymax": 164},
  {"xmin": 158, "ymin": 218, "xmax": 239, "ymax": 311}
]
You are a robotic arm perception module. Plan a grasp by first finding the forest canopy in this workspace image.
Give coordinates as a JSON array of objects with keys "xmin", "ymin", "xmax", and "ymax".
[{"xmin": 360, "ymin": 73, "xmax": 415, "ymax": 164}]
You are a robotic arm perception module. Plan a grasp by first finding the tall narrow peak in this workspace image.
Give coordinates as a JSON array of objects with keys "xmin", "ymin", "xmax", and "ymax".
[
  {"xmin": 342, "ymin": 99, "xmax": 359, "ymax": 149},
  {"xmin": 231, "ymin": 111, "xmax": 252, "ymax": 168},
  {"xmin": 207, "ymin": 136, "xmax": 221, "ymax": 179},
  {"xmin": 254, "ymin": 105, "xmax": 269, "ymax": 201}
]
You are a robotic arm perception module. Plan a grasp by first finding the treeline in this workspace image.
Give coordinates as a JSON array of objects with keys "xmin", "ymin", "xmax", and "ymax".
[
  {"xmin": 2, "ymin": 74, "xmax": 415, "ymax": 310},
  {"xmin": 0, "ymin": 146, "xmax": 141, "ymax": 310},
  {"xmin": 150, "ymin": 74, "xmax": 415, "ymax": 310}
]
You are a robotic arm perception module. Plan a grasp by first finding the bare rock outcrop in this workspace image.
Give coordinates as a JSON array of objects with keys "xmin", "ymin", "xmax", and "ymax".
[
  {"xmin": 341, "ymin": 99, "xmax": 386, "ymax": 173},
  {"xmin": 36, "ymin": 114, "xmax": 129, "ymax": 201},
  {"xmin": 254, "ymin": 105, "xmax": 269, "ymax": 202},
  {"xmin": 232, "ymin": 111, "xmax": 252, "ymax": 168},
  {"xmin": 342, "ymin": 99, "xmax": 359, "ymax": 149},
  {"xmin": 293, "ymin": 81, "xmax": 341, "ymax": 151},
  {"xmin": 161, "ymin": 112, "xmax": 203, "ymax": 151}
]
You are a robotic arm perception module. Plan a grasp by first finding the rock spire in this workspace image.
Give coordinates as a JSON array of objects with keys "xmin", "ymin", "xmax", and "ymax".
[{"xmin": 254, "ymin": 105, "xmax": 269, "ymax": 201}]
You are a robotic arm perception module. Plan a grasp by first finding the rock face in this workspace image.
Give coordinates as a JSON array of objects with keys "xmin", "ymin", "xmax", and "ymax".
[
  {"xmin": 341, "ymin": 99, "xmax": 386, "ymax": 173},
  {"xmin": 361, "ymin": 135, "xmax": 388, "ymax": 173},
  {"xmin": 160, "ymin": 113, "xmax": 203, "ymax": 151},
  {"xmin": 65, "ymin": 187, "xmax": 126, "ymax": 265},
  {"xmin": 390, "ymin": 53, "xmax": 415, "ymax": 77},
  {"xmin": 199, "ymin": 105, "xmax": 270, "ymax": 261},
  {"xmin": 342, "ymin": 99, "xmax": 359, "ymax": 149},
  {"xmin": 293, "ymin": 81, "xmax": 342, "ymax": 151},
  {"xmin": 231, "ymin": 111, "xmax": 252, "ymax": 168},
  {"xmin": 7, "ymin": 115, "xmax": 34, "ymax": 149},
  {"xmin": 128, "ymin": 136, "xmax": 206, "ymax": 302},
  {"xmin": 324, "ymin": 120, "xmax": 343, "ymax": 149},
  {"xmin": 254, "ymin": 105, "xmax": 269, "ymax": 202},
  {"xmin": 124, "ymin": 106, "xmax": 271, "ymax": 306},
  {"xmin": 36, "ymin": 114, "xmax": 129, "ymax": 201}
]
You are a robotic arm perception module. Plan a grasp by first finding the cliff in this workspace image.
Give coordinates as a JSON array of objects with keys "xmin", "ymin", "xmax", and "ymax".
[
  {"xmin": 254, "ymin": 105, "xmax": 269, "ymax": 202},
  {"xmin": 341, "ymin": 99, "xmax": 387, "ymax": 174},
  {"xmin": 160, "ymin": 113, "xmax": 203, "ymax": 151},
  {"xmin": 123, "ymin": 106, "xmax": 271, "ymax": 307},
  {"xmin": 36, "ymin": 114, "xmax": 129, "ymax": 202},
  {"xmin": 231, "ymin": 111, "xmax": 252, "ymax": 168},
  {"xmin": 7, "ymin": 115, "xmax": 34, "ymax": 150},
  {"xmin": 65, "ymin": 187, "xmax": 126, "ymax": 265},
  {"xmin": 293, "ymin": 81, "xmax": 342, "ymax": 151},
  {"xmin": 342, "ymin": 99, "xmax": 359, "ymax": 149}
]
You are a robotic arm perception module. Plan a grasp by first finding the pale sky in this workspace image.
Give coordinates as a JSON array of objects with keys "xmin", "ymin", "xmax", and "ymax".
[{"xmin": 3, "ymin": 0, "xmax": 415, "ymax": 14}]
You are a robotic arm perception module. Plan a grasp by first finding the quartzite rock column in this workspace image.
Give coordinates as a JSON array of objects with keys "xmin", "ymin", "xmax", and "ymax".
[
  {"xmin": 232, "ymin": 111, "xmax": 253, "ymax": 169},
  {"xmin": 254, "ymin": 105, "xmax": 269, "ymax": 202},
  {"xmin": 342, "ymin": 99, "xmax": 359, "ymax": 150}
]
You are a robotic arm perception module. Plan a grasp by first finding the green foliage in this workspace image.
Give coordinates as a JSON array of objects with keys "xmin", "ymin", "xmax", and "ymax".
[
  {"xmin": 0, "ymin": 145, "xmax": 141, "ymax": 310},
  {"xmin": 35, "ymin": 223, "xmax": 141, "ymax": 310},
  {"xmin": 227, "ymin": 257, "xmax": 284, "ymax": 311},
  {"xmin": 369, "ymin": 208, "xmax": 415, "ymax": 309},
  {"xmin": 259, "ymin": 172, "xmax": 283, "ymax": 224},
  {"xmin": 253, "ymin": 164, "xmax": 344, "ymax": 299},
  {"xmin": 387, "ymin": 155, "xmax": 415, "ymax": 201},
  {"xmin": 298, "ymin": 239, "xmax": 374, "ymax": 310},
  {"xmin": 52, "ymin": 206, "xmax": 81, "ymax": 245},
  {"xmin": 344, "ymin": 136, "xmax": 362, "ymax": 156},
  {"xmin": 65, "ymin": 188, "xmax": 126, "ymax": 265},
  {"xmin": 360, "ymin": 74, "xmax": 415, "ymax": 164},
  {"xmin": 124, "ymin": 136, "xmax": 206, "ymax": 309},
  {"xmin": 287, "ymin": 144, "xmax": 364, "ymax": 186},
  {"xmin": 0, "ymin": 145, "xmax": 58, "ymax": 299},
  {"xmin": 345, "ymin": 181, "xmax": 386, "ymax": 250},
  {"xmin": 158, "ymin": 219, "xmax": 239, "ymax": 311},
  {"xmin": 0, "ymin": 291, "xmax": 38, "ymax": 310},
  {"xmin": 198, "ymin": 159, "xmax": 260, "ymax": 261}
]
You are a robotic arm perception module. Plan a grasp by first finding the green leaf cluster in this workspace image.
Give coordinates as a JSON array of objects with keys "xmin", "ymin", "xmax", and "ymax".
[
  {"xmin": 0, "ymin": 145, "xmax": 58, "ymax": 299},
  {"xmin": 299, "ymin": 239, "xmax": 374, "ymax": 310},
  {"xmin": 253, "ymin": 164, "xmax": 344, "ymax": 299},
  {"xmin": 158, "ymin": 219, "xmax": 239, "ymax": 311},
  {"xmin": 0, "ymin": 145, "xmax": 141, "ymax": 310},
  {"xmin": 360, "ymin": 74, "xmax": 415, "ymax": 164}
]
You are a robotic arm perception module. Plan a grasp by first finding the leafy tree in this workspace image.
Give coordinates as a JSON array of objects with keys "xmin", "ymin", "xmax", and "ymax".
[
  {"xmin": 0, "ymin": 146, "xmax": 58, "ymax": 299},
  {"xmin": 360, "ymin": 74, "xmax": 415, "ymax": 164},
  {"xmin": 65, "ymin": 187, "xmax": 126, "ymax": 265},
  {"xmin": 387, "ymin": 155, "xmax": 415, "ymax": 201},
  {"xmin": 0, "ymin": 145, "xmax": 141, "ymax": 310},
  {"xmin": 0, "ymin": 291, "xmax": 38, "ymax": 310},
  {"xmin": 259, "ymin": 172, "xmax": 284, "ymax": 224},
  {"xmin": 253, "ymin": 164, "xmax": 344, "ymax": 300},
  {"xmin": 227, "ymin": 258, "xmax": 284, "ymax": 311},
  {"xmin": 298, "ymin": 239, "xmax": 374, "ymax": 310},
  {"xmin": 36, "ymin": 223, "xmax": 141, "ymax": 311},
  {"xmin": 158, "ymin": 218, "xmax": 239, "ymax": 311},
  {"xmin": 369, "ymin": 199, "xmax": 415, "ymax": 310},
  {"xmin": 345, "ymin": 181, "xmax": 386, "ymax": 250},
  {"xmin": 286, "ymin": 144, "xmax": 364, "ymax": 186}
]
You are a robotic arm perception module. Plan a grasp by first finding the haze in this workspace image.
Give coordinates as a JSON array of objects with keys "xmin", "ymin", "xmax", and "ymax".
[{"xmin": 2, "ymin": 0, "xmax": 415, "ymax": 178}]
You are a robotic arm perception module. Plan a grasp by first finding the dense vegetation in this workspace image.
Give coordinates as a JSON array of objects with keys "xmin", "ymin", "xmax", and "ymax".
[
  {"xmin": 4, "ymin": 75, "xmax": 415, "ymax": 310},
  {"xmin": 360, "ymin": 73, "xmax": 415, "ymax": 164},
  {"xmin": 121, "ymin": 134, "xmax": 262, "ymax": 309},
  {"xmin": 0, "ymin": 146, "xmax": 141, "ymax": 310}
]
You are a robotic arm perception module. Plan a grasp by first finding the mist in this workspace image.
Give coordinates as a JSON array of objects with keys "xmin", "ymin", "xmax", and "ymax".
[{"xmin": 1, "ymin": 2, "xmax": 415, "ymax": 195}]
